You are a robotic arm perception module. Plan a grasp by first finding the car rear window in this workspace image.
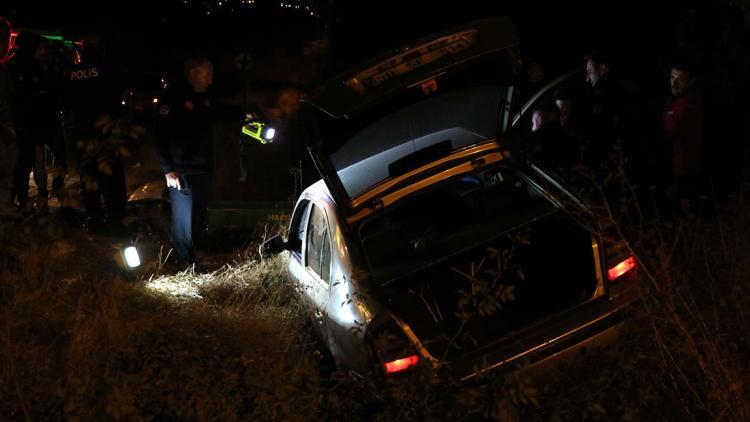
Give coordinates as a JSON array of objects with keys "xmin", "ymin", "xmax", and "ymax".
[{"xmin": 305, "ymin": 205, "xmax": 331, "ymax": 281}]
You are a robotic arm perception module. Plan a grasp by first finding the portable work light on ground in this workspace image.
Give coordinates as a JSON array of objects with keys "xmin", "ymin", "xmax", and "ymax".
[{"xmin": 116, "ymin": 243, "xmax": 142, "ymax": 270}]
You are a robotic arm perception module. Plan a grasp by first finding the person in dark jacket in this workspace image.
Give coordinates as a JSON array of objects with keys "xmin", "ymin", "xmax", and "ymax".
[
  {"xmin": 63, "ymin": 33, "xmax": 126, "ymax": 230},
  {"xmin": 553, "ymin": 85, "xmax": 587, "ymax": 145},
  {"xmin": 583, "ymin": 52, "xmax": 624, "ymax": 168},
  {"xmin": 8, "ymin": 30, "xmax": 56, "ymax": 213},
  {"xmin": 157, "ymin": 55, "xmax": 245, "ymax": 265},
  {"xmin": 0, "ymin": 17, "xmax": 17, "ymax": 218},
  {"xmin": 36, "ymin": 37, "xmax": 64, "ymax": 198},
  {"xmin": 664, "ymin": 59, "xmax": 703, "ymax": 211}
]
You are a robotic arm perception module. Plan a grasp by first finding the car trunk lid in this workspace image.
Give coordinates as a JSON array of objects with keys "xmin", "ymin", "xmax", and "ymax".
[{"xmin": 300, "ymin": 17, "xmax": 520, "ymax": 219}]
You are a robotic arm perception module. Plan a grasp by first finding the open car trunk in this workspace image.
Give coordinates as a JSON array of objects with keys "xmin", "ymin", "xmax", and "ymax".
[
  {"xmin": 301, "ymin": 18, "xmax": 520, "ymax": 218},
  {"xmin": 358, "ymin": 163, "xmax": 601, "ymax": 368},
  {"xmin": 382, "ymin": 208, "xmax": 599, "ymax": 364}
]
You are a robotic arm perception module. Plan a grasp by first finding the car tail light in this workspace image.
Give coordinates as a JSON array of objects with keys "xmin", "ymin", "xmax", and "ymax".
[
  {"xmin": 384, "ymin": 355, "xmax": 419, "ymax": 374},
  {"xmin": 368, "ymin": 316, "xmax": 423, "ymax": 375},
  {"xmin": 607, "ymin": 256, "xmax": 637, "ymax": 281}
]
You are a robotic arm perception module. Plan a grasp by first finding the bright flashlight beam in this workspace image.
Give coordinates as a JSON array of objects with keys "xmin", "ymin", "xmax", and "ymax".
[
  {"xmin": 265, "ymin": 128, "xmax": 276, "ymax": 140},
  {"xmin": 123, "ymin": 246, "xmax": 141, "ymax": 268}
]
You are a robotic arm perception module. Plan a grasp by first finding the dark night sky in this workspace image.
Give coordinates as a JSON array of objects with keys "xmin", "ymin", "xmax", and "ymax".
[
  {"xmin": 0, "ymin": 0, "xmax": 740, "ymax": 100},
  {"xmin": 0, "ymin": 1, "xmax": 686, "ymax": 67}
]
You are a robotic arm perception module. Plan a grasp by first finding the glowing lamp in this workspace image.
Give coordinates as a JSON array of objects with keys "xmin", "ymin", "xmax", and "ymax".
[
  {"xmin": 241, "ymin": 119, "xmax": 276, "ymax": 144},
  {"xmin": 123, "ymin": 246, "xmax": 141, "ymax": 268},
  {"xmin": 119, "ymin": 245, "xmax": 141, "ymax": 269}
]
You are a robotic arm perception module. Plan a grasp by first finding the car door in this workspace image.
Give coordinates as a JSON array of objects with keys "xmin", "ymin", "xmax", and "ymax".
[{"xmin": 290, "ymin": 200, "xmax": 333, "ymax": 335}]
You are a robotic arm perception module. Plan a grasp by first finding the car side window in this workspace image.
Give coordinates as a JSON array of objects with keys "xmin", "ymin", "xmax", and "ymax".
[
  {"xmin": 288, "ymin": 199, "xmax": 311, "ymax": 254},
  {"xmin": 305, "ymin": 205, "xmax": 331, "ymax": 282},
  {"xmin": 320, "ymin": 231, "xmax": 331, "ymax": 281}
]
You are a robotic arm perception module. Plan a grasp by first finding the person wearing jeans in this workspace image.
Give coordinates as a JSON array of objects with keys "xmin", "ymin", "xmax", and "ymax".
[{"xmin": 158, "ymin": 55, "xmax": 245, "ymax": 265}]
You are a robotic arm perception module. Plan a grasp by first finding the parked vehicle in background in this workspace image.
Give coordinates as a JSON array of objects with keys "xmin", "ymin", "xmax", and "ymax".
[{"xmin": 262, "ymin": 17, "xmax": 640, "ymax": 384}]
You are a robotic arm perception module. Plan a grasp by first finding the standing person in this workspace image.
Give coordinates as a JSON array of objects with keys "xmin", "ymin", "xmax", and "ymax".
[
  {"xmin": 157, "ymin": 55, "xmax": 245, "ymax": 265},
  {"xmin": 583, "ymin": 51, "xmax": 624, "ymax": 169},
  {"xmin": 39, "ymin": 38, "xmax": 67, "ymax": 204},
  {"xmin": 553, "ymin": 86, "xmax": 587, "ymax": 144},
  {"xmin": 63, "ymin": 33, "xmax": 126, "ymax": 231},
  {"xmin": 582, "ymin": 51, "xmax": 649, "ymax": 186},
  {"xmin": 0, "ymin": 17, "xmax": 17, "ymax": 218},
  {"xmin": 8, "ymin": 31, "xmax": 50, "ymax": 214},
  {"xmin": 34, "ymin": 37, "xmax": 64, "ymax": 211},
  {"xmin": 663, "ymin": 59, "xmax": 704, "ymax": 211}
]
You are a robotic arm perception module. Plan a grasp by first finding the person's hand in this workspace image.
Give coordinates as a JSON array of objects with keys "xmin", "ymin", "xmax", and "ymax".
[{"xmin": 165, "ymin": 171, "xmax": 182, "ymax": 190}]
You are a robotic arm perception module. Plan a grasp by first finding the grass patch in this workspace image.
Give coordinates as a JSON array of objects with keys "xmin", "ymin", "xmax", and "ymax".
[{"xmin": 1, "ymin": 180, "xmax": 749, "ymax": 420}]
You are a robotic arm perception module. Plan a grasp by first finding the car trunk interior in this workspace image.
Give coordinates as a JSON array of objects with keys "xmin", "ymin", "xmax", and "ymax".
[{"xmin": 382, "ymin": 210, "xmax": 599, "ymax": 362}]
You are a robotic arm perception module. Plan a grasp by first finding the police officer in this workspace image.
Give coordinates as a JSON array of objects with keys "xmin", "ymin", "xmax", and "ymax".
[
  {"xmin": 8, "ymin": 31, "xmax": 46, "ymax": 213},
  {"xmin": 157, "ymin": 55, "xmax": 246, "ymax": 264},
  {"xmin": 63, "ymin": 33, "xmax": 126, "ymax": 231},
  {"xmin": 8, "ymin": 32, "xmax": 65, "ymax": 214},
  {"xmin": 0, "ymin": 17, "xmax": 18, "ymax": 218},
  {"xmin": 157, "ymin": 55, "xmax": 245, "ymax": 265}
]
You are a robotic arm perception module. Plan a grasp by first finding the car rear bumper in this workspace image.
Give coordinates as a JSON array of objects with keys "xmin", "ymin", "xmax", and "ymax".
[{"xmin": 446, "ymin": 297, "xmax": 625, "ymax": 382}]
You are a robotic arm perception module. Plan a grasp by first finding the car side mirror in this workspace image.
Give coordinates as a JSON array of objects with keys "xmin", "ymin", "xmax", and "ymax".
[{"xmin": 260, "ymin": 235, "xmax": 287, "ymax": 258}]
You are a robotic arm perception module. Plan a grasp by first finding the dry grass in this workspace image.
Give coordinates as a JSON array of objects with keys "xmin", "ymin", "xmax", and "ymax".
[
  {"xmin": 534, "ymin": 159, "xmax": 750, "ymax": 421},
  {"xmin": 2, "ymin": 173, "xmax": 750, "ymax": 420},
  {"xmin": 0, "ymin": 210, "xmax": 325, "ymax": 421}
]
